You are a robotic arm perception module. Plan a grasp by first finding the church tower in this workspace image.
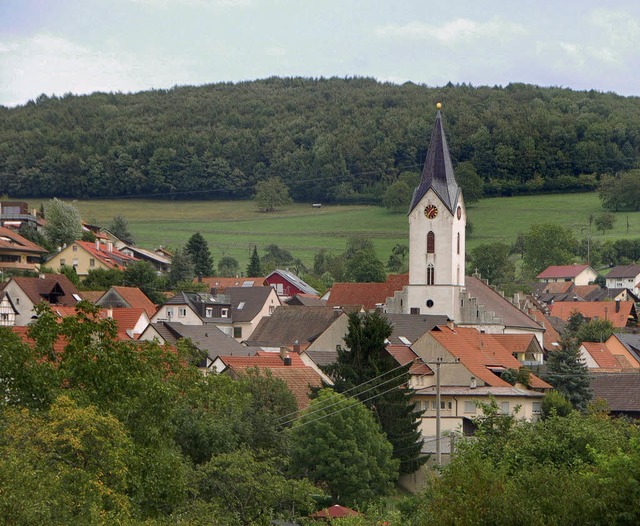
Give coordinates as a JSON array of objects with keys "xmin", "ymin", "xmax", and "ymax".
[{"xmin": 395, "ymin": 104, "xmax": 466, "ymax": 320}]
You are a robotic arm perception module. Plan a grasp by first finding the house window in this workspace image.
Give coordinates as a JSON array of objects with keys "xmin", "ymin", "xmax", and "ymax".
[
  {"xmin": 500, "ymin": 402, "xmax": 509, "ymax": 414},
  {"xmin": 410, "ymin": 307, "xmax": 420, "ymax": 315},
  {"xmin": 269, "ymin": 305, "xmax": 275, "ymax": 315},
  {"xmin": 233, "ymin": 326, "xmax": 242, "ymax": 339},
  {"xmin": 427, "ymin": 231, "xmax": 435, "ymax": 254},
  {"xmin": 427, "ymin": 264, "xmax": 435, "ymax": 285},
  {"xmin": 72, "ymin": 258, "xmax": 78, "ymax": 267},
  {"xmin": 72, "ymin": 245, "xmax": 78, "ymax": 252},
  {"xmin": 276, "ymin": 283, "xmax": 284, "ymax": 295},
  {"xmin": 221, "ymin": 308, "xmax": 229, "ymax": 318},
  {"xmin": 89, "ymin": 258, "xmax": 95, "ymax": 267},
  {"xmin": 431, "ymin": 401, "xmax": 437, "ymax": 410},
  {"xmin": 206, "ymin": 307, "xmax": 213, "ymax": 317},
  {"xmin": 532, "ymin": 402, "xmax": 542, "ymax": 414},
  {"xmin": 166, "ymin": 308, "xmax": 174, "ymax": 318},
  {"xmin": 178, "ymin": 308, "xmax": 187, "ymax": 318},
  {"xmin": 60, "ymin": 259, "xmax": 65, "ymax": 266},
  {"xmin": 464, "ymin": 401, "xmax": 476, "ymax": 414}
]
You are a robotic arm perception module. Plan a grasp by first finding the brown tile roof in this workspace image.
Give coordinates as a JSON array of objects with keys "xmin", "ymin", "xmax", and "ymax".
[
  {"xmin": 606, "ymin": 264, "xmax": 640, "ymax": 279},
  {"xmin": 195, "ymin": 276, "xmax": 266, "ymax": 292},
  {"xmin": 11, "ymin": 274, "xmax": 80, "ymax": 306},
  {"xmin": 491, "ymin": 334, "xmax": 538, "ymax": 354},
  {"xmin": 50, "ymin": 305, "xmax": 147, "ymax": 340},
  {"xmin": 537, "ymin": 264, "xmax": 590, "ymax": 279},
  {"xmin": 79, "ymin": 290, "xmax": 105, "ymax": 303},
  {"xmin": 246, "ymin": 306, "xmax": 342, "ymax": 347},
  {"xmin": 0, "ymin": 226, "xmax": 48, "ymax": 254},
  {"xmin": 11, "ymin": 326, "xmax": 68, "ymax": 355},
  {"xmin": 528, "ymin": 309, "xmax": 564, "ymax": 351},
  {"xmin": 311, "ymin": 505, "xmax": 361, "ymax": 519},
  {"xmin": 591, "ymin": 373, "xmax": 640, "ymax": 413},
  {"xmin": 285, "ymin": 294, "xmax": 326, "ymax": 306},
  {"xmin": 108, "ymin": 286, "xmax": 157, "ymax": 317},
  {"xmin": 386, "ymin": 344, "xmax": 432, "ymax": 375},
  {"xmin": 465, "ymin": 276, "xmax": 543, "ymax": 331},
  {"xmin": 429, "ymin": 326, "xmax": 550, "ymax": 389},
  {"xmin": 327, "ymin": 274, "xmax": 409, "ymax": 311},
  {"xmin": 549, "ymin": 301, "xmax": 636, "ymax": 328}
]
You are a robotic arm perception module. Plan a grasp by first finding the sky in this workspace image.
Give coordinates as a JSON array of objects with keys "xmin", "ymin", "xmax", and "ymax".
[{"xmin": 1, "ymin": 0, "xmax": 640, "ymax": 107}]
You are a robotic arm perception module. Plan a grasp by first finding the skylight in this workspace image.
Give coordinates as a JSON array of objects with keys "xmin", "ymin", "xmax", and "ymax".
[{"xmin": 237, "ymin": 301, "xmax": 246, "ymax": 310}]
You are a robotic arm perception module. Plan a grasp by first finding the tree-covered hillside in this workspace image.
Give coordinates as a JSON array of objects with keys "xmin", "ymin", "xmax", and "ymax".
[{"xmin": 1, "ymin": 77, "xmax": 639, "ymax": 201}]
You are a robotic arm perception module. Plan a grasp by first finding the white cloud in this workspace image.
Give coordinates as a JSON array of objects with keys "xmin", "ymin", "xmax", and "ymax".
[
  {"xmin": 375, "ymin": 17, "xmax": 526, "ymax": 46},
  {"xmin": 265, "ymin": 46, "xmax": 286, "ymax": 57},
  {"xmin": 0, "ymin": 34, "xmax": 190, "ymax": 106},
  {"xmin": 124, "ymin": 0, "xmax": 252, "ymax": 7}
]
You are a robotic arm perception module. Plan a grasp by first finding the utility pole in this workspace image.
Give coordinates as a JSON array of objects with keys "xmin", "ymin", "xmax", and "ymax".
[{"xmin": 427, "ymin": 357, "xmax": 459, "ymax": 466}]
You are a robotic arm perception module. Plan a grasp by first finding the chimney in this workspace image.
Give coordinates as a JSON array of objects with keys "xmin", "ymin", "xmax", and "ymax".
[
  {"xmin": 470, "ymin": 377, "xmax": 477, "ymax": 389},
  {"xmin": 283, "ymin": 355, "xmax": 292, "ymax": 366},
  {"xmin": 279, "ymin": 346, "xmax": 289, "ymax": 359},
  {"xmin": 95, "ymin": 239, "xmax": 100, "ymax": 251},
  {"xmin": 293, "ymin": 340, "xmax": 301, "ymax": 353},
  {"xmin": 616, "ymin": 299, "xmax": 621, "ymax": 313},
  {"xmin": 106, "ymin": 307, "xmax": 113, "ymax": 318},
  {"xmin": 446, "ymin": 319, "xmax": 455, "ymax": 330}
]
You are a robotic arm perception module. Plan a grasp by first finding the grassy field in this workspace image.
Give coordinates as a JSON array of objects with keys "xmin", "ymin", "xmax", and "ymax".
[{"xmin": 36, "ymin": 192, "xmax": 640, "ymax": 269}]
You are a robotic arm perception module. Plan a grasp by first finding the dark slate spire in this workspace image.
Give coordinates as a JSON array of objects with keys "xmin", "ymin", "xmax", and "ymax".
[{"xmin": 409, "ymin": 107, "xmax": 460, "ymax": 214}]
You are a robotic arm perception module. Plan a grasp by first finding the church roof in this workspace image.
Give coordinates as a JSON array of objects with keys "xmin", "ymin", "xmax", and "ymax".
[{"xmin": 409, "ymin": 109, "xmax": 460, "ymax": 214}]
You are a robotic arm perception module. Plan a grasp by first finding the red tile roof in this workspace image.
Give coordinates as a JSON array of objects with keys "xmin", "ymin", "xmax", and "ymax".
[
  {"xmin": 491, "ymin": 334, "xmax": 538, "ymax": 354},
  {"xmin": 549, "ymin": 301, "xmax": 635, "ymax": 328},
  {"xmin": 429, "ymin": 326, "xmax": 550, "ymax": 389},
  {"xmin": 75, "ymin": 241, "xmax": 138, "ymax": 269},
  {"xmin": 50, "ymin": 305, "xmax": 147, "ymax": 340},
  {"xmin": 581, "ymin": 342, "xmax": 621, "ymax": 370},
  {"xmin": 311, "ymin": 505, "xmax": 361, "ymax": 518},
  {"xmin": 109, "ymin": 286, "xmax": 157, "ymax": 316},
  {"xmin": 537, "ymin": 264, "xmax": 590, "ymax": 279},
  {"xmin": 328, "ymin": 274, "xmax": 409, "ymax": 310},
  {"xmin": 11, "ymin": 326, "xmax": 67, "ymax": 355},
  {"xmin": 194, "ymin": 276, "xmax": 266, "ymax": 292}
]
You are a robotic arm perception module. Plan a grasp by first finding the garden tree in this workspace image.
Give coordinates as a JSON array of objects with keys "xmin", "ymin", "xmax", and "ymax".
[
  {"xmin": 0, "ymin": 396, "xmax": 134, "ymax": 525},
  {"xmin": 290, "ymin": 389, "xmax": 399, "ymax": 506},
  {"xmin": 168, "ymin": 247, "xmax": 196, "ymax": 287},
  {"xmin": 323, "ymin": 311, "xmax": 426, "ymax": 475},
  {"xmin": 386, "ymin": 243, "xmax": 409, "ymax": 273},
  {"xmin": 343, "ymin": 236, "xmax": 386, "ymax": 283},
  {"xmin": 573, "ymin": 318, "xmax": 615, "ymax": 344},
  {"xmin": 455, "ymin": 161, "xmax": 484, "ymax": 204},
  {"xmin": 58, "ymin": 264, "xmax": 80, "ymax": 287},
  {"xmin": 261, "ymin": 244, "xmax": 295, "ymax": 274},
  {"xmin": 510, "ymin": 232, "xmax": 526, "ymax": 259},
  {"xmin": 543, "ymin": 337, "xmax": 592, "ymax": 411},
  {"xmin": 313, "ymin": 248, "xmax": 345, "ymax": 282},
  {"xmin": 19, "ymin": 223, "xmax": 54, "ymax": 253},
  {"xmin": 123, "ymin": 260, "xmax": 165, "ymax": 303},
  {"xmin": 254, "ymin": 176, "xmax": 293, "ymax": 212},
  {"xmin": 108, "ymin": 214, "xmax": 134, "ymax": 244},
  {"xmin": 185, "ymin": 232, "xmax": 214, "ymax": 277},
  {"xmin": 197, "ymin": 449, "xmax": 316, "ymax": 526},
  {"xmin": 594, "ymin": 212, "xmax": 616, "ymax": 234},
  {"xmin": 382, "ymin": 180, "xmax": 411, "ymax": 212},
  {"xmin": 81, "ymin": 267, "xmax": 124, "ymax": 290},
  {"xmin": 246, "ymin": 245, "xmax": 262, "ymax": 276},
  {"xmin": 523, "ymin": 222, "xmax": 578, "ymax": 276},
  {"xmin": 599, "ymin": 169, "xmax": 640, "ymax": 211},
  {"xmin": 43, "ymin": 198, "xmax": 82, "ymax": 247},
  {"xmin": 217, "ymin": 255, "xmax": 240, "ymax": 277},
  {"xmin": 541, "ymin": 390, "xmax": 574, "ymax": 419},
  {"xmin": 469, "ymin": 242, "xmax": 514, "ymax": 287}
]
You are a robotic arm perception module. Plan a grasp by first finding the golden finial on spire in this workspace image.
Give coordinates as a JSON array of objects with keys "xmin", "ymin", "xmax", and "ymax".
[{"xmin": 436, "ymin": 102, "xmax": 442, "ymax": 109}]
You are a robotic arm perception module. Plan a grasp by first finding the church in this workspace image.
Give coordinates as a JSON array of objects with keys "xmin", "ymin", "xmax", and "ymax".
[{"xmin": 386, "ymin": 105, "xmax": 545, "ymax": 347}]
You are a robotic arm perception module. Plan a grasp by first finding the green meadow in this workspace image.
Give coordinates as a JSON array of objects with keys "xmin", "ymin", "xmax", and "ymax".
[{"xmin": 54, "ymin": 192, "xmax": 640, "ymax": 269}]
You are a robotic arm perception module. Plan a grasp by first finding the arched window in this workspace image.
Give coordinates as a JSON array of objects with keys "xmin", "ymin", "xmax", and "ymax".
[
  {"xmin": 427, "ymin": 264, "xmax": 435, "ymax": 285},
  {"xmin": 427, "ymin": 231, "xmax": 435, "ymax": 254},
  {"xmin": 457, "ymin": 232, "xmax": 460, "ymax": 254}
]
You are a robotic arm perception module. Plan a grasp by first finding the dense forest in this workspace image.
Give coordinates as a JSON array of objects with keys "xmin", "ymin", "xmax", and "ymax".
[{"xmin": 1, "ymin": 77, "xmax": 640, "ymax": 201}]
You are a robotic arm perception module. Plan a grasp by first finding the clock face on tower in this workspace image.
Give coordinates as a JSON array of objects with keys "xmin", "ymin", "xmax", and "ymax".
[{"xmin": 424, "ymin": 205, "xmax": 438, "ymax": 219}]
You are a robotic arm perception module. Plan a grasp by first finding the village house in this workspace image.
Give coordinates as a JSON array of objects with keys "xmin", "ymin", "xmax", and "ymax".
[
  {"xmin": 195, "ymin": 276, "xmax": 266, "ymax": 293},
  {"xmin": 118, "ymin": 244, "xmax": 172, "ymax": 274},
  {"xmin": 95, "ymin": 286, "xmax": 157, "ymax": 318},
  {"xmin": 0, "ymin": 226, "xmax": 48, "ymax": 273},
  {"xmin": 0, "ymin": 290, "xmax": 18, "ymax": 326},
  {"xmin": 605, "ymin": 264, "xmax": 640, "ymax": 296},
  {"xmin": 265, "ymin": 269, "xmax": 319, "ymax": 299},
  {"xmin": 0, "ymin": 201, "xmax": 42, "ymax": 231},
  {"xmin": 536, "ymin": 264, "xmax": 598, "ymax": 286},
  {"xmin": 46, "ymin": 240, "xmax": 138, "ymax": 276},
  {"xmin": 549, "ymin": 300, "xmax": 638, "ymax": 329}
]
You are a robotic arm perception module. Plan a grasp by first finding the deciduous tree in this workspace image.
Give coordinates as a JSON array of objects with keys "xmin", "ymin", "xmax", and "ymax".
[
  {"xmin": 43, "ymin": 198, "xmax": 82, "ymax": 247},
  {"xmin": 254, "ymin": 176, "xmax": 293, "ymax": 212}
]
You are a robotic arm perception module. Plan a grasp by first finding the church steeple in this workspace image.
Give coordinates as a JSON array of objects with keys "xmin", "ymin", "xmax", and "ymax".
[{"xmin": 409, "ymin": 107, "xmax": 460, "ymax": 214}]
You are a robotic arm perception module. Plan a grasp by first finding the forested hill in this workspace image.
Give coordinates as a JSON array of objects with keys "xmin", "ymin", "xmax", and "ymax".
[{"xmin": 1, "ymin": 77, "xmax": 640, "ymax": 201}]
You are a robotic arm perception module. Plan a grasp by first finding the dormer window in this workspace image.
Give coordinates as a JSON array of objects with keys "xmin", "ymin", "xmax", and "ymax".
[
  {"xmin": 221, "ymin": 308, "xmax": 229, "ymax": 318},
  {"xmin": 206, "ymin": 307, "xmax": 213, "ymax": 317}
]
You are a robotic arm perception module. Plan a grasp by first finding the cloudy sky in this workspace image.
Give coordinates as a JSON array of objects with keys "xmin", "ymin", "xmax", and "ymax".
[{"xmin": 1, "ymin": 0, "xmax": 639, "ymax": 107}]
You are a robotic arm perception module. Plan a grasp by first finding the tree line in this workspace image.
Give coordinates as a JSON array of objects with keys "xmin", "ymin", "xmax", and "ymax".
[{"xmin": 1, "ymin": 77, "xmax": 639, "ymax": 202}]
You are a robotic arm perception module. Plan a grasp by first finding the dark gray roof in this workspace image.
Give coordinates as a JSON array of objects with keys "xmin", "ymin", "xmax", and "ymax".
[
  {"xmin": 285, "ymin": 294, "xmax": 327, "ymax": 306},
  {"xmin": 409, "ymin": 110, "xmax": 460, "ymax": 214},
  {"xmin": 383, "ymin": 313, "xmax": 449, "ymax": 345},
  {"xmin": 269, "ymin": 269, "xmax": 319, "ymax": 296},
  {"xmin": 227, "ymin": 286, "xmax": 277, "ymax": 322},
  {"xmin": 152, "ymin": 321, "xmax": 253, "ymax": 360},
  {"xmin": 606, "ymin": 264, "xmax": 640, "ymax": 279},
  {"xmin": 465, "ymin": 276, "xmax": 543, "ymax": 331},
  {"xmin": 304, "ymin": 348, "xmax": 338, "ymax": 367},
  {"xmin": 591, "ymin": 373, "xmax": 640, "ymax": 413},
  {"xmin": 612, "ymin": 332, "xmax": 640, "ymax": 363},
  {"xmin": 246, "ymin": 306, "xmax": 341, "ymax": 347}
]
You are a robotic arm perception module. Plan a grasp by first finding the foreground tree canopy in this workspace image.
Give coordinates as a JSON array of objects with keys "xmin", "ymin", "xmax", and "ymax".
[{"xmin": 1, "ymin": 78, "xmax": 638, "ymax": 202}]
